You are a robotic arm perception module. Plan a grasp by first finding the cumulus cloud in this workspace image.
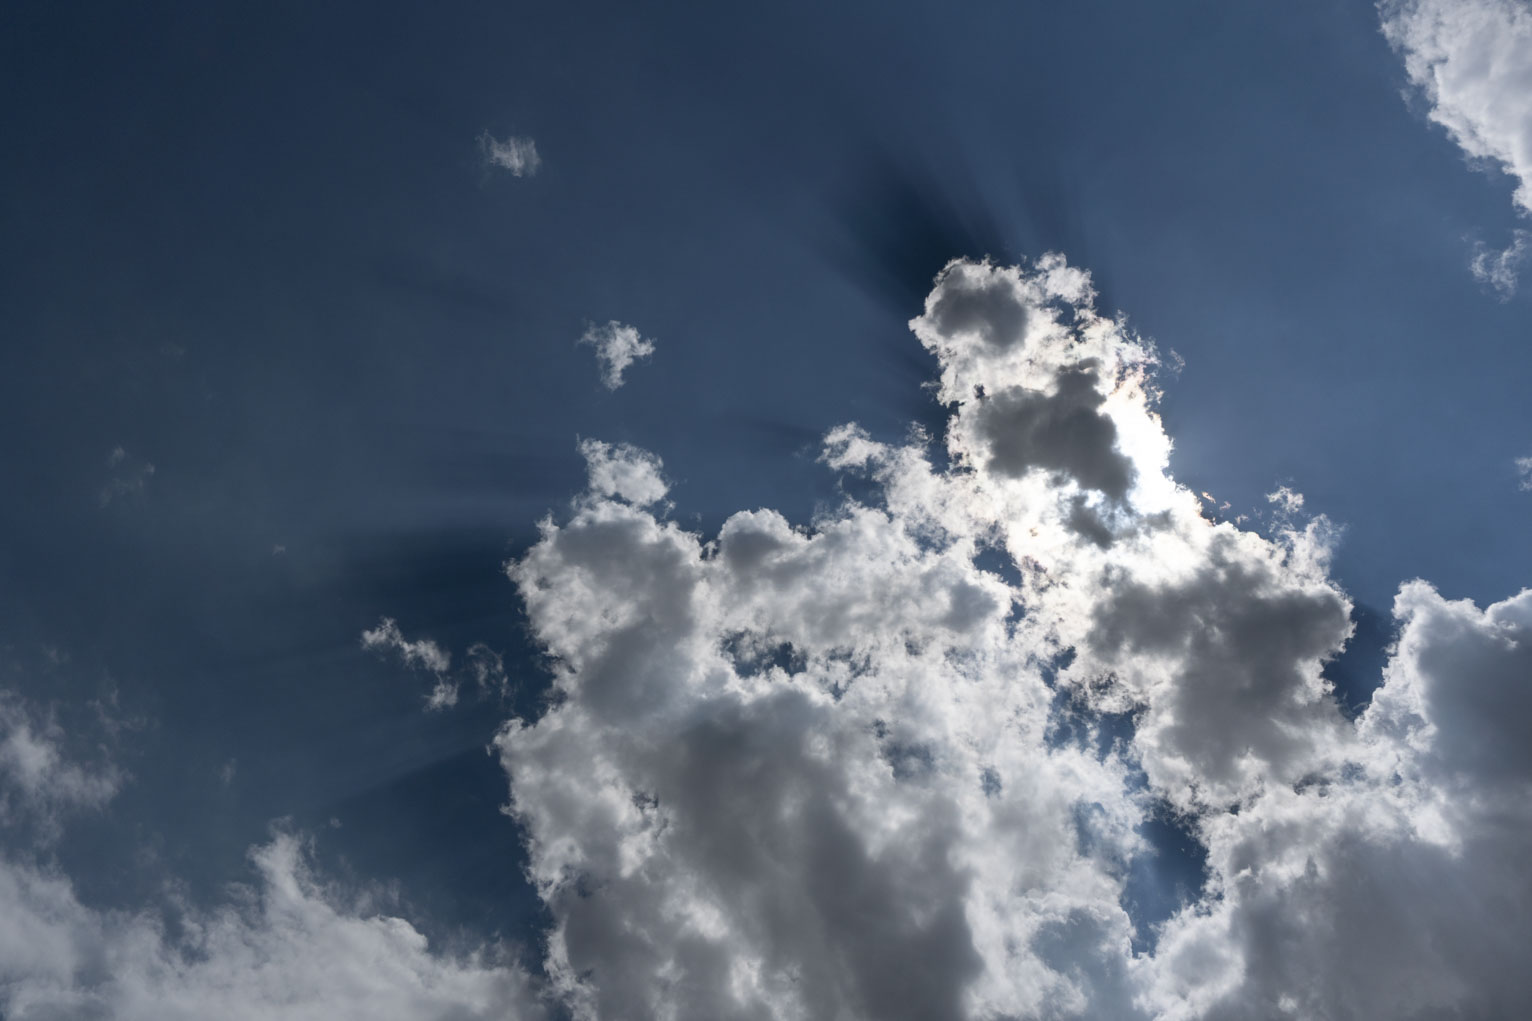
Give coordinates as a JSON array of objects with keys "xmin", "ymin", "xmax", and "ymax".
[
  {"xmin": 478, "ymin": 131, "xmax": 540, "ymax": 177},
  {"xmin": 496, "ymin": 256, "xmax": 1532, "ymax": 1019},
  {"xmin": 1517, "ymin": 453, "xmax": 1532, "ymax": 489},
  {"xmin": 1380, "ymin": 0, "xmax": 1532, "ymax": 289},
  {"xmin": 0, "ymin": 689, "xmax": 546, "ymax": 1020},
  {"xmin": 579, "ymin": 321, "xmax": 656, "ymax": 390},
  {"xmin": 361, "ymin": 618, "xmax": 457, "ymax": 710}
]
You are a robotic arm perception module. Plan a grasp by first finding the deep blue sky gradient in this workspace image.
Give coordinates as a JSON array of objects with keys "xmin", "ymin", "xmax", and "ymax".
[{"xmin": 2, "ymin": 0, "xmax": 1528, "ymax": 950}]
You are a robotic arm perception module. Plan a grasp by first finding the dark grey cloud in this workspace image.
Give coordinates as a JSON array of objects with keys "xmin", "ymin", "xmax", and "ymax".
[
  {"xmin": 974, "ymin": 363, "xmax": 1135, "ymax": 499},
  {"xmin": 1081, "ymin": 531, "xmax": 1353, "ymax": 805},
  {"xmin": 926, "ymin": 267, "xmax": 1032, "ymax": 351}
]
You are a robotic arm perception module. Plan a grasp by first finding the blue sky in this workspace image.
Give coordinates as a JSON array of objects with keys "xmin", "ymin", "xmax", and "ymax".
[{"xmin": 2, "ymin": 1, "xmax": 1530, "ymax": 1018}]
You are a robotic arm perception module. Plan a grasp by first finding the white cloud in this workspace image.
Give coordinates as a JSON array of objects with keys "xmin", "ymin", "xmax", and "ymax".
[
  {"xmin": 478, "ymin": 131, "xmax": 540, "ymax": 177},
  {"xmin": 0, "ymin": 688, "xmax": 547, "ymax": 1020},
  {"xmin": 495, "ymin": 256, "xmax": 1532, "ymax": 1018},
  {"xmin": 0, "ymin": 833, "xmax": 547, "ymax": 1021},
  {"xmin": 1380, "ymin": 0, "xmax": 1532, "ymax": 213},
  {"xmin": 579, "ymin": 321, "xmax": 655, "ymax": 390},
  {"xmin": 1517, "ymin": 453, "xmax": 1532, "ymax": 489},
  {"xmin": 577, "ymin": 439, "xmax": 668, "ymax": 507},
  {"xmin": 360, "ymin": 618, "xmax": 457, "ymax": 710},
  {"xmin": 1470, "ymin": 228, "xmax": 1531, "ymax": 297},
  {"xmin": 1380, "ymin": 0, "xmax": 1532, "ymax": 289},
  {"xmin": 24, "ymin": 254, "xmax": 1526, "ymax": 1019}
]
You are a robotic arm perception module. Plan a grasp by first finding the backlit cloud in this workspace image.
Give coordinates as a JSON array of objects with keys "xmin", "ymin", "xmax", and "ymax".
[
  {"xmin": 17, "ymin": 257, "xmax": 1526, "ymax": 1019},
  {"xmin": 497, "ymin": 256, "xmax": 1532, "ymax": 1018}
]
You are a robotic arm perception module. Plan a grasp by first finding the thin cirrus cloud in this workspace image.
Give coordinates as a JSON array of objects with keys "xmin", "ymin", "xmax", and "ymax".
[
  {"xmin": 1379, "ymin": 0, "xmax": 1532, "ymax": 295},
  {"xmin": 496, "ymin": 256, "xmax": 1532, "ymax": 1018},
  {"xmin": 578, "ymin": 321, "xmax": 656, "ymax": 390},
  {"xmin": 478, "ymin": 130, "xmax": 541, "ymax": 177}
]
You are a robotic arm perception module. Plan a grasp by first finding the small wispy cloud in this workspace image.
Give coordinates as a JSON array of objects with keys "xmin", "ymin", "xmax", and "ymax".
[
  {"xmin": 464, "ymin": 642, "xmax": 509, "ymax": 698},
  {"xmin": 1265, "ymin": 484, "xmax": 1306, "ymax": 515},
  {"xmin": 360, "ymin": 618, "xmax": 456, "ymax": 709},
  {"xmin": 478, "ymin": 130, "xmax": 540, "ymax": 177},
  {"xmin": 1516, "ymin": 454, "xmax": 1532, "ymax": 491},
  {"xmin": 99, "ymin": 446, "xmax": 154, "ymax": 507},
  {"xmin": 1470, "ymin": 229, "xmax": 1530, "ymax": 299},
  {"xmin": 358, "ymin": 620, "xmax": 516, "ymax": 710},
  {"xmin": 579, "ymin": 320, "xmax": 656, "ymax": 390}
]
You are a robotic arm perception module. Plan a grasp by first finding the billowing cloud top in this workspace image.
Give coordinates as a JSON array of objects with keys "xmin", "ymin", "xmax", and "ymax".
[{"xmin": 498, "ymin": 257, "xmax": 1532, "ymax": 1019}]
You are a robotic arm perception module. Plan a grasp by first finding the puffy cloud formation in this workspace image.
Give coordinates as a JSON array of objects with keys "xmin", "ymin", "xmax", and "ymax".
[
  {"xmin": 579, "ymin": 321, "xmax": 656, "ymax": 390},
  {"xmin": 1380, "ymin": 0, "xmax": 1532, "ymax": 213},
  {"xmin": 499, "ymin": 257, "xmax": 1532, "ymax": 1018},
  {"xmin": 361, "ymin": 617, "xmax": 458, "ymax": 710},
  {"xmin": 1381, "ymin": 0, "xmax": 1532, "ymax": 291},
  {"xmin": 578, "ymin": 439, "xmax": 669, "ymax": 507},
  {"xmin": 0, "ymin": 688, "xmax": 545, "ymax": 1021},
  {"xmin": 478, "ymin": 131, "xmax": 541, "ymax": 177}
]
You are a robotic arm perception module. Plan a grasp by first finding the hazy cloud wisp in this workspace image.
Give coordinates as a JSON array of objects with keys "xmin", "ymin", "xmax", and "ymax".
[{"xmin": 478, "ymin": 131, "xmax": 541, "ymax": 177}]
